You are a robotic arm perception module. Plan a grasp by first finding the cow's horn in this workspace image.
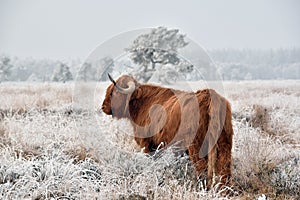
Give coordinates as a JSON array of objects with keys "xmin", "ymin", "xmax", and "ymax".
[
  {"xmin": 108, "ymin": 73, "xmax": 136, "ymax": 94},
  {"xmin": 108, "ymin": 73, "xmax": 117, "ymax": 85},
  {"xmin": 117, "ymin": 81, "xmax": 135, "ymax": 94}
]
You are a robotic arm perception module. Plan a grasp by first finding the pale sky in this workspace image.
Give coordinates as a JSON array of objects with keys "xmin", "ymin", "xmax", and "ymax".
[{"xmin": 0, "ymin": 0, "xmax": 299, "ymax": 59}]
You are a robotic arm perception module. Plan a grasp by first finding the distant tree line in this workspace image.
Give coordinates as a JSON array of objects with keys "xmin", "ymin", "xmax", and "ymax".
[
  {"xmin": 0, "ymin": 41, "xmax": 299, "ymax": 82},
  {"xmin": 209, "ymin": 48, "xmax": 300, "ymax": 80},
  {"xmin": 0, "ymin": 55, "xmax": 114, "ymax": 82}
]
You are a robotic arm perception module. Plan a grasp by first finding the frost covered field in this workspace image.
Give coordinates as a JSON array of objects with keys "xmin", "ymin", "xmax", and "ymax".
[{"xmin": 0, "ymin": 80, "xmax": 299, "ymax": 199}]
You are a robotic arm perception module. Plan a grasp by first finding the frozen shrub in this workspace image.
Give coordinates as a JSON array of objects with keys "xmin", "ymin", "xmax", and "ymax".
[
  {"xmin": 250, "ymin": 104, "xmax": 270, "ymax": 132},
  {"xmin": 271, "ymin": 156, "xmax": 300, "ymax": 196}
]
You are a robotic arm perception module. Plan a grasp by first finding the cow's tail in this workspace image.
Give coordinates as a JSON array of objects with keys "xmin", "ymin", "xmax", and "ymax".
[{"xmin": 206, "ymin": 89, "xmax": 227, "ymax": 189}]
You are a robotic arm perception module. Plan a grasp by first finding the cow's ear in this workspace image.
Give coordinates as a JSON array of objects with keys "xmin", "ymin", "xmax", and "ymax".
[{"xmin": 134, "ymin": 88, "xmax": 143, "ymax": 99}]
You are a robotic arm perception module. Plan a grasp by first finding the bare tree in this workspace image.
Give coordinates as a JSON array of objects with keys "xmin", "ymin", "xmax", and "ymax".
[
  {"xmin": 125, "ymin": 27, "xmax": 189, "ymax": 82},
  {"xmin": 97, "ymin": 57, "xmax": 114, "ymax": 81},
  {"xmin": 0, "ymin": 56, "xmax": 13, "ymax": 82},
  {"xmin": 52, "ymin": 62, "xmax": 73, "ymax": 83},
  {"xmin": 77, "ymin": 62, "xmax": 96, "ymax": 82}
]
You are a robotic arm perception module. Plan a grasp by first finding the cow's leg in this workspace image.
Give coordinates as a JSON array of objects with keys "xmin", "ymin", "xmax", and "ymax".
[
  {"xmin": 134, "ymin": 137, "xmax": 151, "ymax": 153},
  {"xmin": 216, "ymin": 131, "xmax": 232, "ymax": 186},
  {"xmin": 207, "ymin": 145, "xmax": 217, "ymax": 190},
  {"xmin": 188, "ymin": 144, "xmax": 207, "ymax": 178}
]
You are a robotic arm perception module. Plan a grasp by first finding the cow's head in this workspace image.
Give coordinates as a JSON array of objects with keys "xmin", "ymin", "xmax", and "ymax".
[{"xmin": 102, "ymin": 74, "xmax": 138, "ymax": 119}]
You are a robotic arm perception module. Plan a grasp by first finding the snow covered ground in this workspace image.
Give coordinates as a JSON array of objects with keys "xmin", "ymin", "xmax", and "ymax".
[{"xmin": 0, "ymin": 80, "xmax": 299, "ymax": 199}]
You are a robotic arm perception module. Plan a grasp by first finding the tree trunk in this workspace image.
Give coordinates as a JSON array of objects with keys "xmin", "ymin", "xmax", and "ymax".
[
  {"xmin": 151, "ymin": 62, "xmax": 156, "ymax": 70},
  {"xmin": 143, "ymin": 65, "xmax": 148, "ymax": 73}
]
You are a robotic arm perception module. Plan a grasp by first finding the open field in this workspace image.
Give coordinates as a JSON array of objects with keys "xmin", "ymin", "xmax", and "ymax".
[{"xmin": 0, "ymin": 80, "xmax": 299, "ymax": 199}]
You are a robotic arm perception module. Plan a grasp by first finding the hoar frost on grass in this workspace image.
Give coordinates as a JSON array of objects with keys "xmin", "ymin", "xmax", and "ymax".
[
  {"xmin": 232, "ymin": 121, "xmax": 299, "ymax": 198},
  {"xmin": 0, "ymin": 108, "xmax": 228, "ymax": 199},
  {"xmin": 0, "ymin": 80, "xmax": 299, "ymax": 199}
]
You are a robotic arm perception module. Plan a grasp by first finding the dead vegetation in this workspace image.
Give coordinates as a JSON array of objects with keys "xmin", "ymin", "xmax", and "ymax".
[{"xmin": 0, "ymin": 81, "xmax": 299, "ymax": 199}]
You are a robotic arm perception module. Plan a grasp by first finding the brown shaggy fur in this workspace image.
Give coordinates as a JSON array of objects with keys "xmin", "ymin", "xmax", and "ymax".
[{"xmin": 102, "ymin": 75, "xmax": 233, "ymax": 188}]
